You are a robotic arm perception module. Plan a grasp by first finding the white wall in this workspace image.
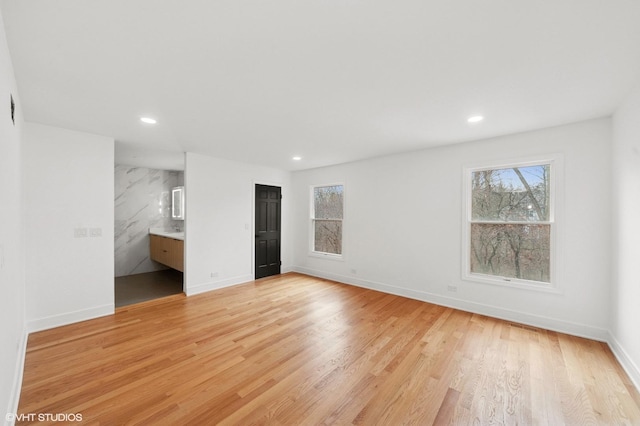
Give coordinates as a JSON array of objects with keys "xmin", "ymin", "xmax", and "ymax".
[
  {"xmin": 184, "ymin": 152, "xmax": 291, "ymax": 295},
  {"xmin": 23, "ymin": 123, "xmax": 114, "ymax": 331},
  {"xmin": 0, "ymin": 7, "xmax": 26, "ymax": 422},
  {"xmin": 612, "ymin": 83, "xmax": 640, "ymax": 389},
  {"xmin": 292, "ymin": 118, "xmax": 612, "ymax": 339}
]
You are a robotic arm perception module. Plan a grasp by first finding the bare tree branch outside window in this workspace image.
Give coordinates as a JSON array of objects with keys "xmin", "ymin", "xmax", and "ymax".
[
  {"xmin": 470, "ymin": 164, "xmax": 551, "ymax": 283},
  {"xmin": 313, "ymin": 185, "xmax": 344, "ymax": 255}
]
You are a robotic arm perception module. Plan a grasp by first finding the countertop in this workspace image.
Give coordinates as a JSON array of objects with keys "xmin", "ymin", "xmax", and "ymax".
[{"xmin": 149, "ymin": 228, "xmax": 184, "ymax": 240}]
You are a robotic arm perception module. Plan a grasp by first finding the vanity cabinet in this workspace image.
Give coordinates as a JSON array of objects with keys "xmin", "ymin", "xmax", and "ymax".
[{"xmin": 150, "ymin": 234, "xmax": 184, "ymax": 272}]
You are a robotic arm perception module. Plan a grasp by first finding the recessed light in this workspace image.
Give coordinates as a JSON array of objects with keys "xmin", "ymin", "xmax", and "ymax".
[
  {"xmin": 467, "ymin": 115, "xmax": 484, "ymax": 123},
  {"xmin": 292, "ymin": 156, "xmax": 302, "ymax": 161},
  {"xmin": 140, "ymin": 117, "xmax": 157, "ymax": 124}
]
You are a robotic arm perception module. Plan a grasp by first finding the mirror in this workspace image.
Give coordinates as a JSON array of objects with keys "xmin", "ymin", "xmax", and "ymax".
[{"xmin": 172, "ymin": 186, "xmax": 185, "ymax": 220}]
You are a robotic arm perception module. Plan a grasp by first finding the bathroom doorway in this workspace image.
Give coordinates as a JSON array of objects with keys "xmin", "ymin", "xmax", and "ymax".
[{"xmin": 114, "ymin": 163, "xmax": 185, "ymax": 307}]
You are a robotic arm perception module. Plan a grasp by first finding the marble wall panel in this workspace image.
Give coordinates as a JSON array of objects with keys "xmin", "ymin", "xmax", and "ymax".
[{"xmin": 115, "ymin": 165, "xmax": 184, "ymax": 277}]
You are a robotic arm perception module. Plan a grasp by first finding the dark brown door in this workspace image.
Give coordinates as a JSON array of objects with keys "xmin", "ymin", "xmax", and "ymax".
[{"xmin": 255, "ymin": 184, "xmax": 281, "ymax": 279}]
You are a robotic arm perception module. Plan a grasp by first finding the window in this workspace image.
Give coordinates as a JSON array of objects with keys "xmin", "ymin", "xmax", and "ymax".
[
  {"xmin": 311, "ymin": 184, "xmax": 344, "ymax": 256},
  {"xmin": 464, "ymin": 158, "xmax": 557, "ymax": 287}
]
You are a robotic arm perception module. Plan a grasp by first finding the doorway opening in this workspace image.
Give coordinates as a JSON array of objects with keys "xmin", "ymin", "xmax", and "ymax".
[{"xmin": 114, "ymin": 164, "xmax": 185, "ymax": 307}]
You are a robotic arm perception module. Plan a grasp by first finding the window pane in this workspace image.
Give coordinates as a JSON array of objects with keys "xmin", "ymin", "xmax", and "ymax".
[
  {"xmin": 314, "ymin": 220, "xmax": 342, "ymax": 254},
  {"xmin": 314, "ymin": 185, "xmax": 344, "ymax": 219},
  {"xmin": 472, "ymin": 165, "xmax": 550, "ymax": 222},
  {"xmin": 470, "ymin": 223, "xmax": 550, "ymax": 283}
]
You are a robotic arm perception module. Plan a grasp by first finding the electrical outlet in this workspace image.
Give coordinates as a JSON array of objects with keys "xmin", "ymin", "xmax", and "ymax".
[
  {"xmin": 74, "ymin": 228, "xmax": 88, "ymax": 238},
  {"xmin": 211, "ymin": 272, "xmax": 219, "ymax": 278},
  {"xmin": 447, "ymin": 285, "xmax": 458, "ymax": 293},
  {"xmin": 350, "ymin": 269, "xmax": 357, "ymax": 275}
]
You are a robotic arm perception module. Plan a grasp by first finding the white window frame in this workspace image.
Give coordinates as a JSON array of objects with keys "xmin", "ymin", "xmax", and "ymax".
[
  {"xmin": 309, "ymin": 183, "xmax": 344, "ymax": 260},
  {"xmin": 462, "ymin": 155, "xmax": 563, "ymax": 293}
]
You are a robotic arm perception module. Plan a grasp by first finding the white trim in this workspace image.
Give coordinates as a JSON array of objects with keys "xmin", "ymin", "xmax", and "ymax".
[
  {"xmin": 185, "ymin": 274, "xmax": 254, "ymax": 296},
  {"xmin": 281, "ymin": 265, "xmax": 294, "ymax": 274},
  {"xmin": 5, "ymin": 327, "xmax": 28, "ymax": 426},
  {"xmin": 27, "ymin": 303, "xmax": 114, "ymax": 333},
  {"xmin": 608, "ymin": 332, "xmax": 640, "ymax": 393},
  {"xmin": 462, "ymin": 154, "xmax": 565, "ymax": 291},
  {"xmin": 293, "ymin": 266, "xmax": 608, "ymax": 342}
]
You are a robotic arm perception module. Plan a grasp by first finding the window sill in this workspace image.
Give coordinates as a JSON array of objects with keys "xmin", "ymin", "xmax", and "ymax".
[
  {"xmin": 462, "ymin": 272, "xmax": 563, "ymax": 294},
  {"xmin": 309, "ymin": 251, "xmax": 344, "ymax": 261}
]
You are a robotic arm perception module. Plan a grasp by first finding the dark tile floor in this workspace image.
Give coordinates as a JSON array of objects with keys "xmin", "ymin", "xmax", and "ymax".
[{"xmin": 115, "ymin": 269, "xmax": 183, "ymax": 308}]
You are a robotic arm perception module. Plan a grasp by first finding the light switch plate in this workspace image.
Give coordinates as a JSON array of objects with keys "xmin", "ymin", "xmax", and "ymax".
[
  {"xmin": 74, "ymin": 228, "xmax": 88, "ymax": 238},
  {"xmin": 90, "ymin": 228, "xmax": 102, "ymax": 237}
]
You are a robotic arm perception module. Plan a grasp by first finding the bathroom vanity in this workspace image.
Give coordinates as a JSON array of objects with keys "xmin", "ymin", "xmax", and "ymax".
[{"xmin": 149, "ymin": 229, "xmax": 184, "ymax": 272}]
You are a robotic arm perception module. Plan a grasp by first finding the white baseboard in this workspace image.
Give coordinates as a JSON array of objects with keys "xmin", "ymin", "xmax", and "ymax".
[
  {"xmin": 608, "ymin": 332, "xmax": 640, "ymax": 393},
  {"xmin": 293, "ymin": 266, "xmax": 609, "ymax": 342},
  {"xmin": 27, "ymin": 304, "xmax": 114, "ymax": 333},
  {"xmin": 5, "ymin": 327, "xmax": 28, "ymax": 426},
  {"xmin": 185, "ymin": 274, "xmax": 254, "ymax": 296}
]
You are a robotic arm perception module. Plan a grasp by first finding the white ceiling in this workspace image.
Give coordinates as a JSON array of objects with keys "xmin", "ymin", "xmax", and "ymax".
[{"xmin": 3, "ymin": 0, "xmax": 640, "ymax": 171}]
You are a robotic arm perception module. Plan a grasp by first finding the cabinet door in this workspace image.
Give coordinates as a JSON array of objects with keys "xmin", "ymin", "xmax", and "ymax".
[
  {"xmin": 150, "ymin": 235, "xmax": 168, "ymax": 265},
  {"xmin": 160, "ymin": 238, "xmax": 171, "ymax": 265},
  {"xmin": 150, "ymin": 235, "xmax": 164, "ymax": 262},
  {"xmin": 170, "ymin": 239, "xmax": 184, "ymax": 272}
]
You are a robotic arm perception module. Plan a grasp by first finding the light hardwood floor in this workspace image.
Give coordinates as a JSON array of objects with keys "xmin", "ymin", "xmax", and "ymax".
[{"xmin": 17, "ymin": 273, "xmax": 640, "ymax": 425}]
